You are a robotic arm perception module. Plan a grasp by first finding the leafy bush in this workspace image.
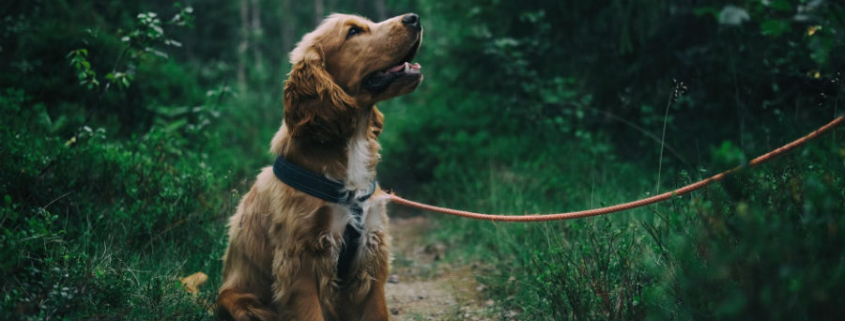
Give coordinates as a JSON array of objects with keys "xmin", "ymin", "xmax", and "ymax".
[
  {"xmin": 0, "ymin": 85, "xmax": 229, "ymax": 319},
  {"xmin": 0, "ymin": 4, "xmax": 236, "ymax": 319}
]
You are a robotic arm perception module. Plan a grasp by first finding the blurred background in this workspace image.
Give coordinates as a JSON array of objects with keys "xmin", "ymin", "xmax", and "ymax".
[{"xmin": 1, "ymin": 0, "xmax": 843, "ymax": 320}]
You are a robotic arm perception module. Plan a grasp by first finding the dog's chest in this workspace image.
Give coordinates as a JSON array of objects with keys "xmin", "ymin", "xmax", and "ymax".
[
  {"xmin": 327, "ymin": 196, "xmax": 384, "ymax": 235},
  {"xmin": 344, "ymin": 119, "xmax": 379, "ymax": 192}
]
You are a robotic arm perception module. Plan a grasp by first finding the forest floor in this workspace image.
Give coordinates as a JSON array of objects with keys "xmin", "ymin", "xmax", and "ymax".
[{"xmin": 386, "ymin": 216, "xmax": 498, "ymax": 321}]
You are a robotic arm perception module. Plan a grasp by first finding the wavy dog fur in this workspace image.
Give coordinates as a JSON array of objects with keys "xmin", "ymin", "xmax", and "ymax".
[{"xmin": 217, "ymin": 13, "xmax": 423, "ymax": 321}]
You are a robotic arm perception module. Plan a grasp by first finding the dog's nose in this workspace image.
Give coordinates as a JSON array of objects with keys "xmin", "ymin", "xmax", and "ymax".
[{"xmin": 402, "ymin": 13, "xmax": 421, "ymax": 31}]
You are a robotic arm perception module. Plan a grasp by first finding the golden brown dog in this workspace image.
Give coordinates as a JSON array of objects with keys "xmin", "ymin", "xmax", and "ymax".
[{"xmin": 217, "ymin": 13, "xmax": 423, "ymax": 321}]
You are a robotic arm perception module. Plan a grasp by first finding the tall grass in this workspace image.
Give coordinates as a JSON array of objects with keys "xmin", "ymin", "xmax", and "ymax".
[{"xmin": 391, "ymin": 129, "xmax": 845, "ymax": 320}]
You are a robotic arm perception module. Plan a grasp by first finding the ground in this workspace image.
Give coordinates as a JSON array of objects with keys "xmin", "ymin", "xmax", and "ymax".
[
  {"xmin": 386, "ymin": 216, "xmax": 498, "ymax": 321},
  {"xmin": 184, "ymin": 215, "xmax": 500, "ymax": 319}
]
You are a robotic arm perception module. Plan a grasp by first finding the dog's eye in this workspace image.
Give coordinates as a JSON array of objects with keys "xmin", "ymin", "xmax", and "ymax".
[{"xmin": 347, "ymin": 26, "xmax": 363, "ymax": 39}]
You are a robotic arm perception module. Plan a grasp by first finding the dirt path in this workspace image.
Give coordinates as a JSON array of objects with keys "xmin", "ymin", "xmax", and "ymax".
[{"xmin": 385, "ymin": 216, "xmax": 494, "ymax": 321}]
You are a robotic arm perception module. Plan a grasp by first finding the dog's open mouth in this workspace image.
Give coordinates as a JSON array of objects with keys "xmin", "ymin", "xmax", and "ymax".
[{"xmin": 363, "ymin": 38, "xmax": 422, "ymax": 93}]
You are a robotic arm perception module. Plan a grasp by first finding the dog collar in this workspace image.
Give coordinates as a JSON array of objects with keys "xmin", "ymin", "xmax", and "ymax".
[{"xmin": 272, "ymin": 156, "xmax": 376, "ymax": 280}]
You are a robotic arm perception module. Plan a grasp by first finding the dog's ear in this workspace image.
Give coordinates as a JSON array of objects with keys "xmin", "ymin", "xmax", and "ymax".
[{"xmin": 283, "ymin": 46, "xmax": 357, "ymax": 143}]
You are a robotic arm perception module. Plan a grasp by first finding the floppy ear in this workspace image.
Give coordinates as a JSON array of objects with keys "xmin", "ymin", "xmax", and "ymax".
[{"xmin": 283, "ymin": 46, "xmax": 358, "ymax": 143}]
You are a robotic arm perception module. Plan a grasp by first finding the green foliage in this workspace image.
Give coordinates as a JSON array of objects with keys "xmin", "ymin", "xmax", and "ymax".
[
  {"xmin": 67, "ymin": 49, "xmax": 101, "ymax": 90},
  {"xmin": 0, "ymin": 3, "xmax": 231, "ymax": 319},
  {"xmin": 643, "ymin": 150, "xmax": 845, "ymax": 320},
  {"xmin": 415, "ymin": 137, "xmax": 843, "ymax": 320},
  {"xmin": 1, "ymin": 0, "xmax": 843, "ymax": 320},
  {"xmin": 377, "ymin": 1, "xmax": 844, "ymax": 320},
  {"xmin": 0, "ymin": 87, "xmax": 226, "ymax": 319}
]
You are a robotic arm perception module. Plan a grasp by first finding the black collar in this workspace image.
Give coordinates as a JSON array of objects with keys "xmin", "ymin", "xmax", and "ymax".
[
  {"xmin": 272, "ymin": 155, "xmax": 376, "ymax": 280},
  {"xmin": 272, "ymin": 155, "xmax": 376, "ymax": 204}
]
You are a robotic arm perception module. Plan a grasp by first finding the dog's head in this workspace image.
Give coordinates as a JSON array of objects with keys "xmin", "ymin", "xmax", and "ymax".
[{"xmin": 283, "ymin": 13, "xmax": 423, "ymax": 141}]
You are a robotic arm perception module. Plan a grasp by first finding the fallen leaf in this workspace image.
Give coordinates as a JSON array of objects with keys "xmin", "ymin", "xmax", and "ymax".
[{"xmin": 180, "ymin": 272, "xmax": 208, "ymax": 296}]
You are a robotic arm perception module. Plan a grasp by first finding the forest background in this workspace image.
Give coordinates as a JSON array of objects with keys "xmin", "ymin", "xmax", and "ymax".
[{"xmin": 1, "ymin": 0, "xmax": 843, "ymax": 319}]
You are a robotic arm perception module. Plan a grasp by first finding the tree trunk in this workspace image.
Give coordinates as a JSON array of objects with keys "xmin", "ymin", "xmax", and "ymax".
[
  {"xmin": 238, "ymin": 0, "xmax": 249, "ymax": 92},
  {"xmin": 327, "ymin": 0, "xmax": 338, "ymax": 14},
  {"xmin": 375, "ymin": 0, "xmax": 386, "ymax": 21},
  {"xmin": 250, "ymin": 0, "xmax": 264, "ymax": 76},
  {"xmin": 280, "ymin": 0, "xmax": 295, "ymax": 54},
  {"xmin": 356, "ymin": 0, "xmax": 365, "ymax": 16},
  {"xmin": 314, "ymin": 0, "xmax": 324, "ymax": 27}
]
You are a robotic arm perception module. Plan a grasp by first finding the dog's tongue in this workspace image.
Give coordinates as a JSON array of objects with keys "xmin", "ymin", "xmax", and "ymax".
[
  {"xmin": 388, "ymin": 64, "xmax": 405, "ymax": 73},
  {"xmin": 387, "ymin": 62, "xmax": 422, "ymax": 73}
]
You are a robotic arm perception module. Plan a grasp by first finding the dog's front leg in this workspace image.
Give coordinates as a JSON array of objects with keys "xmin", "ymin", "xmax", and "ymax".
[
  {"xmin": 335, "ymin": 269, "xmax": 389, "ymax": 321},
  {"xmin": 274, "ymin": 254, "xmax": 327, "ymax": 321},
  {"xmin": 357, "ymin": 210, "xmax": 391, "ymax": 321},
  {"xmin": 337, "ymin": 229, "xmax": 391, "ymax": 321},
  {"xmin": 357, "ymin": 281, "xmax": 389, "ymax": 321}
]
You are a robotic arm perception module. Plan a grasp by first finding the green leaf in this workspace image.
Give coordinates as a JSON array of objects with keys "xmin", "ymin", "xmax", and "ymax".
[
  {"xmin": 769, "ymin": 0, "xmax": 792, "ymax": 12},
  {"xmin": 694, "ymin": 6, "xmax": 719, "ymax": 19},
  {"xmin": 760, "ymin": 19, "xmax": 790, "ymax": 37},
  {"xmin": 164, "ymin": 119, "xmax": 188, "ymax": 132}
]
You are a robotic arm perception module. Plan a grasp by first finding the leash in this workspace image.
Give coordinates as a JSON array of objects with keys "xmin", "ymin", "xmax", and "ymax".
[{"xmin": 386, "ymin": 116, "xmax": 844, "ymax": 222}]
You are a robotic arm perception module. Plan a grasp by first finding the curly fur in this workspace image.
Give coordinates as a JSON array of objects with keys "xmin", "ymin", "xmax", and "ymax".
[{"xmin": 217, "ymin": 13, "xmax": 422, "ymax": 321}]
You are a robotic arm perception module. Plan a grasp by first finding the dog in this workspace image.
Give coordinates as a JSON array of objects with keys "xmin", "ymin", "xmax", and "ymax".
[{"xmin": 216, "ymin": 13, "xmax": 423, "ymax": 321}]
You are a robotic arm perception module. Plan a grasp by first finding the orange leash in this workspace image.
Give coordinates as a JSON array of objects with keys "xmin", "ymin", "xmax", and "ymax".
[{"xmin": 387, "ymin": 116, "xmax": 844, "ymax": 222}]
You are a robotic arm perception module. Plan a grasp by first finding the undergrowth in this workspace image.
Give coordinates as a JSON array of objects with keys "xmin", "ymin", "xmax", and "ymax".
[{"xmin": 410, "ymin": 126, "xmax": 844, "ymax": 320}]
